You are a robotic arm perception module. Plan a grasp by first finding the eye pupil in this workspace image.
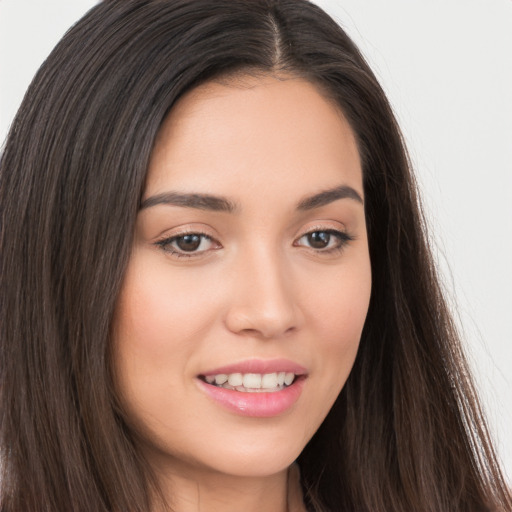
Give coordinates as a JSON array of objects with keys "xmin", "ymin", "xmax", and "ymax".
[
  {"xmin": 308, "ymin": 231, "xmax": 330, "ymax": 248},
  {"xmin": 176, "ymin": 234, "xmax": 201, "ymax": 251}
]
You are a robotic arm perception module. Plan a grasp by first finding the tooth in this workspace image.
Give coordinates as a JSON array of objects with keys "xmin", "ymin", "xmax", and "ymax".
[
  {"xmin": 215, "ymin": 374, "xmax": 228, "ymax": 385},
  {"xmin": 243, "ymin": 373, "xmax": 262, "ymax": 389},
  {"xmin": 261, "ymin": 373, "xmax": 278, "ymax": 388},
  {"xmin": 228, "ymin": 373, "xmax": 243, "ymax": 387},
  {"xmin": 210, "ymin": 371, "xmax": 296, "ymax": 390},
  {"xmin": 284, "ymin": 372, "xmax": 295, "ymax": 385}
]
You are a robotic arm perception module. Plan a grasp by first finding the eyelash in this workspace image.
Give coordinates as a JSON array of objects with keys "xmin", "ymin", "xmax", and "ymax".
[
  {"xmin": 154, "ymin": 228, "xmax": 354, "ymax": 259},
  {"xmin": 155, "ymin": 231, "xmax": 218, "ymax": 259},
  {"xmin": 294, "ymin": 228, "xmax": 354, "ymax": 254}
]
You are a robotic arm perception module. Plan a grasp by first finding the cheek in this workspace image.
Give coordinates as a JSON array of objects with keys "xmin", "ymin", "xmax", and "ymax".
[
  {"xmin": 112, "ymin": 269, "xmax": 213, "ymax": 457},
  {"xmin": 308, "ymin": 251, "xmax": 371, "ymax": 340},
  {"xmin": 111, "ymin": 257, "xmax": 214, "ymax": 422},
  {"xmin": 114, "ymin": 256, "xmax": 219, "ymax": 357},
  {"xmin": 304, "ymin": 255, "xmax": 371, "ymax": 403}
]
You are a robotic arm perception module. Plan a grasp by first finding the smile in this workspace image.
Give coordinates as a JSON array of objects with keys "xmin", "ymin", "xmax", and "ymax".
[
  {"xmin": 197, "ymin": 360, "xmax": 307, "ymax": 417},
  {"xmin": 200, "ymin": 372, "xmax": 297, "ymax": 392}
]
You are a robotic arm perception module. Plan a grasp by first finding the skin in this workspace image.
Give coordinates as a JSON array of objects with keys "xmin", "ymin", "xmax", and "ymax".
[{"xmin": 113, "ymin": 74, "xmax": 372, "ymax": 512}]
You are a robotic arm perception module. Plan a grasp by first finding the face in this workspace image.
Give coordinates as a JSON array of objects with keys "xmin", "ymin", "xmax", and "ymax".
[{"xmin": 113, "ymin": 75, "xmax": 371, "ymax": 480}]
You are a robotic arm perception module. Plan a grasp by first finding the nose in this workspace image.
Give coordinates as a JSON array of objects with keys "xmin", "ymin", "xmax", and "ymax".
[{"xmin": 224, "ymin": 247, "xmax": 301, "ymax": 339}]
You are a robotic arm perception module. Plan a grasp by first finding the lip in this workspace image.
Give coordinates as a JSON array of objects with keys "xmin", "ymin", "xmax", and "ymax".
[
  {"xmin": 197, "ymin": 377, "xmax": 305, "ymax": 418},
  {"xmin": 200, "ymin": 358, "xmax": 307, "ymax": 377},
  {"xmin": 197, "ymin": 358, "xmax": 307, "ymax": 418}
]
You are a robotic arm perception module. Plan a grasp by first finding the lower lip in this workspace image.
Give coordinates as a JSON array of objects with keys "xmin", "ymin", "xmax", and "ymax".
[{"xmin": 197, "ymin": 378, "xmax": 305, "ymax": 417}]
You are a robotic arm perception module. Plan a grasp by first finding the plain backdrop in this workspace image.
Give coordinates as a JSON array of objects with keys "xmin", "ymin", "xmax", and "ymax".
[{"xmin": 1, "ymin": 0, "xmax": 511, "ymax": 483}]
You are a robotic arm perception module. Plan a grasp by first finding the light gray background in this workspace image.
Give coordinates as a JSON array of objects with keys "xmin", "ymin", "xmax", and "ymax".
[{"xmin": 1, "ymin": 0, "xmax": 510, "ymax": 483}]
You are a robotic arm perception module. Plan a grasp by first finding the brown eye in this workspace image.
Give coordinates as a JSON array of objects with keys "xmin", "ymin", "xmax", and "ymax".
[
  {"xmin": 156, "ymin": 233, "xmax": 220, "ymax": 257},
  {"xmin": 307, "ymin": 231, "xmax": 331, "ymax": 249},
  {"xmin": 295, "ymin": 229, "xmax": 353, "ymax": 253},
  {"xmin": 176, "ymin": 234, "xmax": 202, "ymax": 252}
]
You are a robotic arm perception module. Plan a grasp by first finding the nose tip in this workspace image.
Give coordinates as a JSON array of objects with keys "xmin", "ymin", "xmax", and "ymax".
[
  {"xmin": 224, "ymin": 260, "xmax": 300, "ymax": 339},
  {"xmin": 226, "ymin": 308, "xmax": 297, "ymax": 339}
]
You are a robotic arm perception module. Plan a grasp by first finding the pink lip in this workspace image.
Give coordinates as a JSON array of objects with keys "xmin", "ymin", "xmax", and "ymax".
[
  {"xmin": 197, "ymin": 358, "xmax": 307, "ymax": 418},
  {"xmin": 197, "ymin": 377, "xmax": 305, "ymax": 418},
  {"xmin": 200, "ymin": 358, "xmax": 307, "ymax": 377}
]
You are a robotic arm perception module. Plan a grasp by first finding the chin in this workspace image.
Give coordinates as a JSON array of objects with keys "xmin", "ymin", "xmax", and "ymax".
[{"xmin": 142, "ymin": 425, "xmax": 308, "ymax": 480}]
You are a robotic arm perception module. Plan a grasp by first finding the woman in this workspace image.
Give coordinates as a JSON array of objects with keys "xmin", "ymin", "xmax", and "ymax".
[{"xmin": 0, "ymin": 1, "xmax": 510, "ymax": 511}]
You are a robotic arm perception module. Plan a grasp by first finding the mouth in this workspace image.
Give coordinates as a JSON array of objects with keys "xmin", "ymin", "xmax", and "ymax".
[
  {"xmin": 197, "ymin": 360, "xmax": 307, "ymax": 417},
  {"xmin": 199, "ymin": 371, "xmax": 301, "ymax": 393}
]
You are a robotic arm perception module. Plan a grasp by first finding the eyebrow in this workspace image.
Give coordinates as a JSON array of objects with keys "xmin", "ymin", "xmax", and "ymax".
[
  {"xmin": 297, "ymin": 185, "xmax": 363, "ymax": 210},
  {"xmin": 140, "ymin": 192, "xmax": 237, "ymax": 212},
  {"xmin": 139, "ymin": 184, "xmax": 363, "ymax": 213}
]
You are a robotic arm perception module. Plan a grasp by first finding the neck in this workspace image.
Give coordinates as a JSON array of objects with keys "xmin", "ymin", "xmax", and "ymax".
[
  {"xmin": 154, "ymin": 465, "xmax": 289, "ymax": 512},
  {"xmin": 148, "ymin": 457, "xmax": 306, "ymax": 512}
]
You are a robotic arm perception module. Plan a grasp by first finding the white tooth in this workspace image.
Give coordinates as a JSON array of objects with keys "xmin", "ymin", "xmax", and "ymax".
[
  {"xmin": 277, "ymin": 372, "xmax": 286, "ymax": 386},
  {"xmin": 243, "ymin": 373, "xmax": 262, "ymax": 389},
  {"xmin": 261, "ymin": 373, "xmax": 278, "ymax": 388},
  {"xmin": 215, "ymin": 374, "xmax": 228, "ymax": 385},
  {"xmin": 205, "ymin": 375, "xmax": 215, "ymax": 384},
  {"xmin": 228, "ymin": 373, "xmax": 243, "ymax": 387},
  {"xmin": 284, "ymin": 372, "xmax": 295, "ymax": 385}
]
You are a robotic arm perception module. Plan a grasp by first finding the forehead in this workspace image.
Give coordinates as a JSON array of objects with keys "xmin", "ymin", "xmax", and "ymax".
[{"xmin": 146, "ymin": 74, "xmax": 363, "ymax": 201}]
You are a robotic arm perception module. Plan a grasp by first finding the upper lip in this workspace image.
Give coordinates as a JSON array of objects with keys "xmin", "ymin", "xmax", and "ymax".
[{"xmin": 200, "ymin": 358, "xmax": 307, "ymax": 377}]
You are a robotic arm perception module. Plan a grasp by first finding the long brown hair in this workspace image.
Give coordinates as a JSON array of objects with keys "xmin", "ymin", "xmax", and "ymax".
[{"xmin": 1, "ymin": 1, "xmax": 510, "ymax": 510}]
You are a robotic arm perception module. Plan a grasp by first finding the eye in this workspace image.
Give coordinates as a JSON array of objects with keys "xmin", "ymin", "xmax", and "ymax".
[
  {"xmin": 155, "ymin": 232, "xmax": 220, "ymax": 258},
  {"xmin": 295, "ymin": 229, "xmax": 353, "ymax": 252}
]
